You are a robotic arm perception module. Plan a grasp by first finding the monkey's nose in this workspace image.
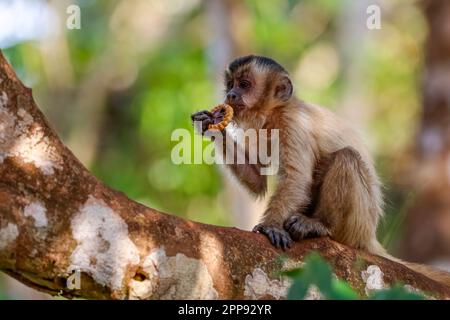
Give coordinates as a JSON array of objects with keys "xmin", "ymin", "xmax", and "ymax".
[{"xmin": 227, "ymin": 92, "xmax": 237, "ymax": 103}]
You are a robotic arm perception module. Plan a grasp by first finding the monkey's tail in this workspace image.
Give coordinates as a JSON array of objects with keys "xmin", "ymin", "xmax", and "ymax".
[{"xmin": 369, "ymin": 240, "xmax": 450, "ymax": 288}]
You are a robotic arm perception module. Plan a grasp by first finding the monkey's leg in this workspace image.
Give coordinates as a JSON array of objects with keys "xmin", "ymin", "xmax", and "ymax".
[
  {"xmin": 283, "ymin": 214, "xmax": 330, "ymax": 240},
  {"xmin": 284, "ymin": 147, "xmax": 376, "ymax": 247}
]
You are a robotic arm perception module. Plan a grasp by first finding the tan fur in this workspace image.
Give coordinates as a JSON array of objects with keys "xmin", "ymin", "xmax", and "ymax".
[
  {"xmin": 210, "ymin": 56, "xmax": 450, "ymax": 287},
  {"xmin": 234, "ymin": 99, "xmax": 383, "ymax": 249}
]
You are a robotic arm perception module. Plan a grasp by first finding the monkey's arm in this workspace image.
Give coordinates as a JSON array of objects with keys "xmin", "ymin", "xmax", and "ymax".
[
  {"xmin": 254, "ymin": 126, "xmax": 316, "ymax": 248},
  {"xmin": 216, "ymin": 130, "xmax": 267, "ymax": 196},
  {"xmin": 190, "ymin": 111, "xmax": 266, "ymax": 195},
  {"xmin": 269, "ymin": 126, "xmax": 315, "ymax": 219}
]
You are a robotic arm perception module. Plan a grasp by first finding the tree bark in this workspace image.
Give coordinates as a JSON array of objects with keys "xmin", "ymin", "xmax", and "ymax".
[
  {"xmin": 400, "ymin": 0, "xmax": 450, "ymax": 266},
  {"xmin": 0, "ymin": 51, "xmax": 449, "ymax": 300}
]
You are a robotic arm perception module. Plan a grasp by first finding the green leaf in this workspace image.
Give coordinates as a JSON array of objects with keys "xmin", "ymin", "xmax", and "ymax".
[
  {"xmin": 287, "ymin": 277, "xmax": 310, "ymax": 300},
  {"xmin": 369, "ymin": 285, "xmax": 425, "ymax": 300},
  {"xmin": 329, "ymin": 279, "xmax": 359, "ymax": 300},
  {"xmin": 286, "ymin": 252, "xmax": 336, "ymax": 299},
  {"xmin": 286, "ymin": 252, "xmax": 361, "ymax": 300}
]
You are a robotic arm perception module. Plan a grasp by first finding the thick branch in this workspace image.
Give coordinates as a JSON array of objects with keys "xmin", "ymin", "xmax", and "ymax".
[{"xmin": 0, "ymin": 51, "xmax": 449, "ymax": 300}]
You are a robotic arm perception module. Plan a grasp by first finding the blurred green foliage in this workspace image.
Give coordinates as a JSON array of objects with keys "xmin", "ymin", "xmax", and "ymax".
[
  {"xmin": 285, "ymin": 253, "xmax": 425, "ymax": 300},
  {"xmin": 2, "ymin": 0, "xmax": 425, "ymax": 230},
  {"xmin": 0, "ymin": 0, "xmax": 427, "ymax": 298},
  {"xmin": 285, "ymin": 253, "xmax": 359, "ymax": 300},
  {"xmin": 0, "ymin": 282, "xmax": 11, "ymax": 300}
]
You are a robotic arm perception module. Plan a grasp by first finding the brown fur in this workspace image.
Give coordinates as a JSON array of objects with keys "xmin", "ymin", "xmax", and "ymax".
[
  {"xmin": 192, "ymin": 55, "xmax": 450, "ymax": 287},
  {"xmin": 218, "ymin": 56, "xmax": 385, "ymax": 252}
]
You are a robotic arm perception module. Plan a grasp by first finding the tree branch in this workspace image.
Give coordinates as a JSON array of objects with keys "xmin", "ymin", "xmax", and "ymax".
[{"xmin": 0, "ymin": 51, "xmax": 449, "ymax": 300}]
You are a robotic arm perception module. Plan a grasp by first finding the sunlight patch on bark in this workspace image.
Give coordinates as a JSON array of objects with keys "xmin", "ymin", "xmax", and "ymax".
[
  {"xmin": 23, "ymin": 201, "xmax": 48, "ymax": 228},
  {"xmin": 0, "ymin": 223, "xmax": 19, "ymax": 250},
  {"xmin": 244, "ymin": 267, "xmax": 290, "ymax": 299},
  {"xmin": 0, "ymin": 92, "xmax": 62, "ymax": 175},
  {"xmin": 128, "ymin": 247, "xmax": 218, "ymax": 300},
  {"xmin": 69, "ymin": 196, "xmax": 140, "ymax": 298}
]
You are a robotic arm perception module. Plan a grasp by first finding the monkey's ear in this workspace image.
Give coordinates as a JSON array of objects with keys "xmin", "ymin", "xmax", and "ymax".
[{"xmin": 274, "ymin": 76, "xmax": 293, "ymax": 102}]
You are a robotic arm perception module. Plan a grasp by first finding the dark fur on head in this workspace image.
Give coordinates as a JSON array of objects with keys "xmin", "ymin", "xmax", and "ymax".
[
  {"xmin": 228, "ymin": 55, "xmax": 288, "ymax": 74},
  {"xmin": 224, "ymin": 55, "xmax": 293, "ymax": 115}
]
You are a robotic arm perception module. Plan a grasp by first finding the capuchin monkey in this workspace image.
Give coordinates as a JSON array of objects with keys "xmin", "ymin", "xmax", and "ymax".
[{"xmin": 192, "ymin": 55, "xmax": 450, "ymax": 287}]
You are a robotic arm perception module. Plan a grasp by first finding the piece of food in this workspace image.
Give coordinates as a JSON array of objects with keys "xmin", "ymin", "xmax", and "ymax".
[{"xmin": 208, "ymin": 103, "xmax": 233, "ymax": 131}]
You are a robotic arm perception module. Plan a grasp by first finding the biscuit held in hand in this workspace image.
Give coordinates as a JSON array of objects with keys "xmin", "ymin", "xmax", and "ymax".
[
  {"xmin": 191, "ymin": 103, "xmax": 233, "ymax": 134},
  {"xmin": 208, "ymin": 104, "xmax": 233, "ymax": 131}
]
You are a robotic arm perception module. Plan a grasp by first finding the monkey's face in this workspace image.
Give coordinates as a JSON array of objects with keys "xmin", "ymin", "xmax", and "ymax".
[
  {"xmin": 224, "ymin": 71, "xmax": 256, "ymax": 112},
  {"xmin": 224, "ymin": 56, "xmax": 293, "ymax": 115}
]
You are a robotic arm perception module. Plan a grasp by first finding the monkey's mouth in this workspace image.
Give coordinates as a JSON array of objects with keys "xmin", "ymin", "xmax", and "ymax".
[{"xmin": 227, "ymin": 103, "xmax": 246, "ymax": 112}]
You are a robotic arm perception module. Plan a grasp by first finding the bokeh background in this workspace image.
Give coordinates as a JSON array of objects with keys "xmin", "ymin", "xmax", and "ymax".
[{"xmin": 1, "ymin": 0, "xmax": 449, "ymax": 299}]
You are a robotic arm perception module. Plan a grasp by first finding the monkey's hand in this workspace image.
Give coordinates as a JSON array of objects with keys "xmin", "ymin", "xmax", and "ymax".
[
  {"xmin": 283, "ymin": 215, "xmax": 330, "ymax": 241},
  {"xmin": 191, "ymin": 110, "xmax": 214, "ymax": 135},
  {"xmin": 191, "ymin": 108, "xmax": 226, "ymax": 135},
  {"xmin": 252, "ymin": 223, "xmax": 292, "ymax": 250}
]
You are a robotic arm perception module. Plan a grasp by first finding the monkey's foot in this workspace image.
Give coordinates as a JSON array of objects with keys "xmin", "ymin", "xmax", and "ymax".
[
  {"xmin": 252, "ymin": 223, "xmax": 292, "ymax": 250},
  {"xmin": 283, "ymin": 215, "xmax": 330, "ymax": 241}
]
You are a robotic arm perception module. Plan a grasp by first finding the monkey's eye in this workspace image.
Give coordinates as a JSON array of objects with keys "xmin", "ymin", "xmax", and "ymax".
[
  {"xmin": 226, "ymin": 80, "xmax": 233, "ymax": 90},
  {"xmin": 239, "ymin": 80, "xmax": 251, "ymax": 89}
]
